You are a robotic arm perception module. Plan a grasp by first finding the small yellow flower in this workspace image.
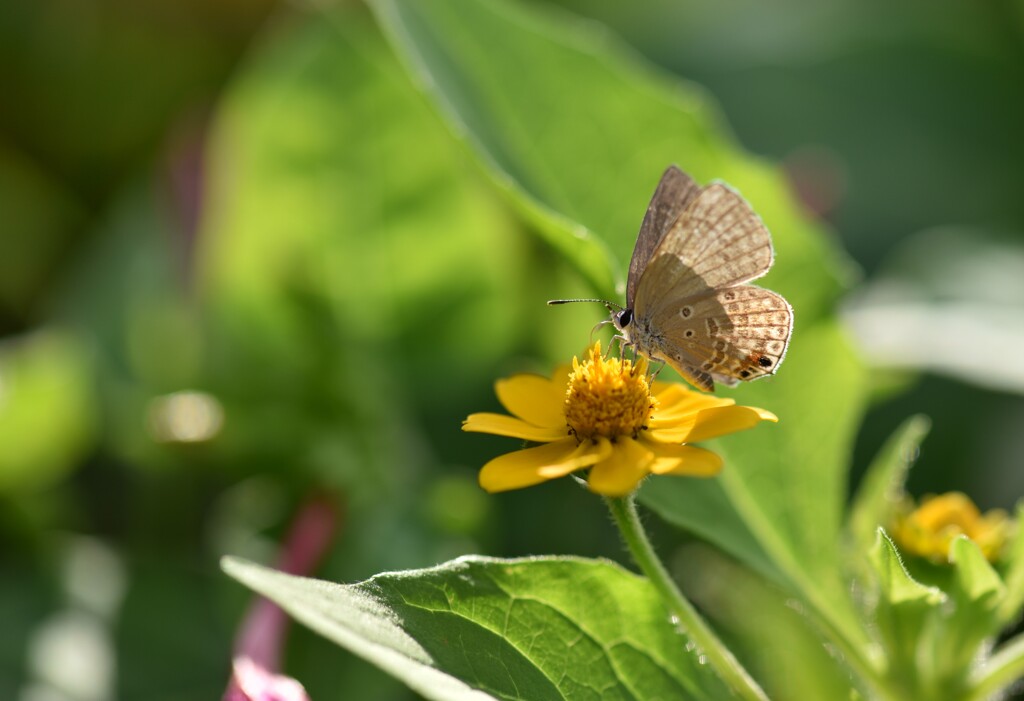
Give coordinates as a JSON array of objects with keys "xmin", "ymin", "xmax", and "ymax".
[
  {"xmin": 463, "ymin": 342, "xmax": 778, "ymax": 497},
  {"xmin": 893, "ymin": 492, "xmax": 1011, "ymax": 563}
]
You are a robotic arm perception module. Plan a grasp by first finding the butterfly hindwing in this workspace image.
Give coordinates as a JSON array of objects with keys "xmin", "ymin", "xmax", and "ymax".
[
  {"xmin": 627, "ymin": 166, "xmax": 700, "ymax": 307},
  {"xmin": 648, "ymin": 285, "xmax": 793, "ymax": 388}
]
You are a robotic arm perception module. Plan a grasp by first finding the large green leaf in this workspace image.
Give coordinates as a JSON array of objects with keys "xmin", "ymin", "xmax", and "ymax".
[
  {"xmin": 642, "ymin": 322, "xmax": 868, "ymax": 574},
  {"xmin": 198, "ymin": 9, "xmax": 526, "ymax": 399},
  {"xmin": 677, "ymin": 546, "xmax": 858, "ymax": 701},
  {"xmin": 223, "ymin": 555, "xmax": 734, "ymax": 701},
  {"xmin": 370, "ymin": 0, "xmax": 855, "ymax": 318},
  {"xmin": 641, "ymin": 322, "xmax": 870, "ymax": 647}
]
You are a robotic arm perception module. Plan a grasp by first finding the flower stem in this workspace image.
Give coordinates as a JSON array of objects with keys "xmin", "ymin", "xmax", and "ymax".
[{"xmin": 606, "ymin": 494, "xmax": 771, "ymax": 701}]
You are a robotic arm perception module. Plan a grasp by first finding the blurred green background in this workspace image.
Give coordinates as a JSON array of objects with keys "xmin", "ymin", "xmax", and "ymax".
[{"xmin": 1, "ymin": 0, "xmax": 1021, "ymax": 699}]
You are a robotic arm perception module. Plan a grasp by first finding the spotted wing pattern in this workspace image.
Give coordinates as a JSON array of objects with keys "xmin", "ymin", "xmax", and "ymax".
[
  {"xmin": 626, "ymin": 166, "xmax": 700, "ymax": 307},
  {"xmin": 648, "ymin": 285, "xmax": 793, "ymax": 392}
]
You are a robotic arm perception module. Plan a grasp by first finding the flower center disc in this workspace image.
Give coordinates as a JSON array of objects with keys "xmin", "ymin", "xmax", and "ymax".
[{"xmin": 564, "ymin": 346, "xmax": 654, "ymax": 442}]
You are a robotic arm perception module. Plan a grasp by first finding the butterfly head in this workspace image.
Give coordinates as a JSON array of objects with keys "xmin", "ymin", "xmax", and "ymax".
[{"xmin": 611, "ymin": 308, "xmax": 633, "ymax": 332}]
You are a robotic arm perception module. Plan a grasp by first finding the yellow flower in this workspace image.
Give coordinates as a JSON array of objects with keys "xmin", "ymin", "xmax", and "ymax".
[
  {"xmin": 893, "ymin": 492, "xmax": 1011, "ymax": 563},
  {"xmin": 462, "ymin": 342, "xmax": 778, "ymax": 497}
]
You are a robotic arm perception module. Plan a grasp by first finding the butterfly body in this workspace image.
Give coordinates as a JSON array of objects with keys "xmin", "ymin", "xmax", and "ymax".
[{"xmin": 612, "ymin": 167, "xmax": 794, "ymax": 393}]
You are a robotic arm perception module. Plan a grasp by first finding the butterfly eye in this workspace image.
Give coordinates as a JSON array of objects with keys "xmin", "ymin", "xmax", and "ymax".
[{"xmin": 617, "ymin": 309, "xmax": 633, "ymax": 328}]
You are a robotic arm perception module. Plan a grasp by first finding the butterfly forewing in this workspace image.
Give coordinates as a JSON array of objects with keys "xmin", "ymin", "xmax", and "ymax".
[
  {"xmin": 632, "ymin": 252, "xmax": 713, "ymax": 319},
  {"xmin": 651, "ymin": 183, "xmax": 774, "ymax": 291},
  {"xmin": 627, "ymin": 166, "xmax": 700, "ymax": 307}
]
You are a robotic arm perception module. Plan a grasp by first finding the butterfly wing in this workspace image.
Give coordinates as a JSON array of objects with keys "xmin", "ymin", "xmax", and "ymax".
[
  {"xmin": 630, "ymin": 180, "xmax": 790, "ymax": 390},
  {"xmin": 626, "ymin": 171, "xmax": 792, "ymax": 391},
  {"xmin": 626, "ymin": 166, "xmax": 700, "ymax": 307},
  {"xmin": 648, "ymin": 182, "xmax": 774, "ymax": 298},
  {"xmin": 647, "ymin": 283, "xmax": 793, "ymax": 391}
]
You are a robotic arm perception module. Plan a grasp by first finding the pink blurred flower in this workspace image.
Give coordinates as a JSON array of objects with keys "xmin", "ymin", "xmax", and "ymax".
[
  {"xmin": 224, "ymin": 655, "xmax": 309, "ymax": 701},
  {"xmin": 223, "ymin": 496, "xmax": 340, "ymax": 701}
]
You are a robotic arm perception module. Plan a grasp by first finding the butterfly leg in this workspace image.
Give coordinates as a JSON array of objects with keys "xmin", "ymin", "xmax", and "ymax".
[
  {"xmin": 649, "ymin": 360, "xmax": 666, "ymax": 380},
  {"xmin": 612, "ymin": 335, "xmax": 630, "ymax": 360},
  {"xmin": 614, "ymin": 337, "xmax": 648, "ymax": 376},
  {"xmin": 589, "ymin": 319, "xmax": 615, "ymax": 348}
]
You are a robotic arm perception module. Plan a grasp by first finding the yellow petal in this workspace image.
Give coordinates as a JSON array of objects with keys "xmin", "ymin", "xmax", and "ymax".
[
  {"xmin": 648, "ymin": 405, "xmax": 776, "ymax": 443},
  {"xmin": 586, "ymin": 439, "xmax": 654, "ymax": 497},
  {"xmin": 644, "ymin": 442, "xmax": 723, "ymax": 476},
  {"xmin": 478, "ymin": 438, "xmax": 611, "ymax": 492},
  {"xmin": 652, "ymin": 384, "xmax": 734, "ymax": 414},
  {"xmin": 495, "ymin": 373, "xmax": 566, "ymax": 428},
  {"xmin": 749, "ymin": 407, "xmax": 778, "ymax": 421},
  {"xmin": 462, "ymin": 413, "xmax": 569, "ymax": 442}
]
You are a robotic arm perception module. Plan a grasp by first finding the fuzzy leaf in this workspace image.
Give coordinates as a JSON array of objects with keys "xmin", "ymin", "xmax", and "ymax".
[
  {"xmin": 870, "ymin": 530, "xmax": 944, "ymax": 608},
  {"xmin": 869, "ymin": 530, "xmax": 944, "ymax": 672},
  {"xmin": 222, "ymin": 556, "xmax": 734, "ymax": 701}
]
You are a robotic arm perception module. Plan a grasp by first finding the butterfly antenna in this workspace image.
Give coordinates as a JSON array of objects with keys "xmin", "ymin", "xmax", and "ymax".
[{"xmin": 547, "ymin": 298, "xmax": 624, "ymax": 313}]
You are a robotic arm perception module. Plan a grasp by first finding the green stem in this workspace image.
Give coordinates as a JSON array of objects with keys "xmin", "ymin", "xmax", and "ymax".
[
  {"xmin": 964, "ymin": 632, "xmax": 1024, "ymax": 701},
  {"xmin": 606, "ymin": 494, "xmax": 771, "ymax": 701}
]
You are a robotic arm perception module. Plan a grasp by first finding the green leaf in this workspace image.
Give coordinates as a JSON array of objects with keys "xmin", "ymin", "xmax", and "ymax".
[
  {"xmin": 222, "ymin": 555, "xmax": 734, "ymax": 701},
  {"xmin": 642, "ymin": 477, "xmax": 780, "ymax": 585},
  {"xmin": 678, "ymin": 547, "xmax": 859, "ymax": 701},
  {"xmin": 369, "ymin": 0, "xmax": 855, "ymax": 317},
  {"xmin": 997, "ymin": 501, "xmax": 1024, "ymax": 624},
  {"xmin": 641, "ymin": 322, "xmax": 870, "ymax": 646},
  {"xmin": 950, "ymin": 535, "xmax": 1005, "ymax": 609},
  {"xmin": 868, "ymin": 530, "xmax": 944, "ymax": 677},
  {"xmin": 969, "ymin": 633, "xmax": 1024, "ymax": 701},
  {"xmin": 926, "ymin": 537, "xmax": 1006, "ymax": 683},
  {"xmin": 199, "ymin": 9, "xmax": 527, "ymax": 398},
  {"xmin": 847, "ymin": 415, "xmax": 931, "ymax": 555},
  {"xmin": 870, "ymin": 530, "xmax": 944, "ymax": 608}
]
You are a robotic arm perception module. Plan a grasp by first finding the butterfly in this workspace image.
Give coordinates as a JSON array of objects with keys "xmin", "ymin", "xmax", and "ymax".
[{"xmin": 552, "ymin": 166, "xmax": 793, "ymax": 392}]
